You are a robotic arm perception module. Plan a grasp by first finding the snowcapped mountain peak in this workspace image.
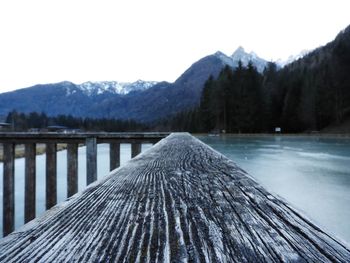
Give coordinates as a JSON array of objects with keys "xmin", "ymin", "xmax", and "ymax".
[
  {"xmin": 78, "ymin": 81, "xmax": 120, "ymax": 95},
  {"xmin": 231, "ymin": 46, "xmax": 264, "ymax": 67},
  {"xmin": 214, "ymin": 51, "xmax": 235, "ymax": 66},
  {"xmin": 249, "ymin": 51, "xmax": 258, "ymax": 59},
  {"xmin": 65, "ymin": 80, "xmax": 158, "ymax": 97},
  {"xmin": 214, "ymin": 51, "xmax": 226, "ymax": 57},
  {"xmin": 231, "ymin": 46, "xmax": 246, "ymax": 58},
  {"xmin": 214, "ymin": 46, "xmax": 268, "ymax": 73},
  {"xmin": 276, "ymin": 49, "xmax": 311, "ymax": 67},
  {"xmin": 120, "ymin": 80, "xmax": 158, "ymax": 95}
]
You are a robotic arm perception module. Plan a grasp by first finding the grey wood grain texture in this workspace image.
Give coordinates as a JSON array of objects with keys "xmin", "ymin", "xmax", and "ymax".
[
  {"xmin": 45, "ymin": 143, "xmax": 57, "ymax": 210},
  {"xmin": 86, "ymin": 137, "xmax": 97, "ymax": 185},
  {"xmin": 25, "ymin": 143, "xmax": 36, "ymax": 223},
  {"xmin": 0, "ymin": 132, "xmax": 168, "ymax": 144},
  {"xmin": 67, "ymin": 143, "xmax": 78, "ymax": 198},
  {"xmin": 0, "ymin": 133, "xmax": 349, "ymax": 262},
  {"xmin": 109, "ymin": 142, "xmax": 120, "ymax": 171},
  {"xmin": 3, "ymin": 143, "xmax": 15, "ymax": 236},
  {"xmin": 131, "ymin": 142, "xmax": 142, "ymax": 158}
]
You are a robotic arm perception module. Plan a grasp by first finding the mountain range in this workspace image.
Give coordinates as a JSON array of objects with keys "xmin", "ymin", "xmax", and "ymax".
[
  {"xmin": 167, "ymin": 24, "xmax": 350, "ymax": 133},
  {"xmin": 0, "ymin": 47, "xmax": 271, "ymax": 122},
  {"xmin": 1, "ymin": 23, "xmax": 349, "ymax": 131}
]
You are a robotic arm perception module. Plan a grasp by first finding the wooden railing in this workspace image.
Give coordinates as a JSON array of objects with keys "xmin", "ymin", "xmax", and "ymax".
[
  {"xmin": 0, "ymin": 132, "xmax": 169, "ymax": 236},
  {"xmin": 1, "ymin": 133, "xmax": 349, "ymax": 262}
]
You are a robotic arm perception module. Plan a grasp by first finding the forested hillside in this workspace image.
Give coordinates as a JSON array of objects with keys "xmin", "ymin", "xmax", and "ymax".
[
  {"xmin": 3, "ymin": 25, "xmax": 350, "ymax": 133},
  {"xmin": 164, "ymin": 25, "xmax": 350, "ymax": 133}
]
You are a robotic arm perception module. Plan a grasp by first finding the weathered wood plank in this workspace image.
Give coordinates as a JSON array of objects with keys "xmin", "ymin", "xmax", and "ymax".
[
  {"xmin": 45, "ymin": 143, "xmax": 57, "ymax": 210},
  {"xmin": 24, "ymin": 143, "xmax": 36, "ymax": 223},
  {"xmin": 0, "ymin": 133, "xmax": 349, "ymax": 262},
  {"xmin": 2, "ymin": 143, "xmax": 15, "ymax": 236},
  {"xmin": 67, "ymin": 143, "xmax": 78, "ymax": 197},
  {"xmin": 0, "ymin": 132, "xmax": 168, "ymax": 144},
  {"xmin": 86, "ymin": 137, "xmax": 97, "ymax": 185},
  {"xmin": 109, "ymin": 142, "xmax": 120, "ymax": 171},
  {"xmin": 131, "ymin": 142, "xmax": 141, "ymax": 158}
]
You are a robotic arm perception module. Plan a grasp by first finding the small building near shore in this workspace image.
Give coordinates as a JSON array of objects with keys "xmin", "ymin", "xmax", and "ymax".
[
  {"xmin": 275, "ymin": 127, "xmax": 282, "ymax": 133},
  {"xmin": 47, "ymin": 125, "xmax": 69, "ymax": 132},
  {"xmin": 46, "ymin": 125, "xmax": 82, "ymax": 133}
]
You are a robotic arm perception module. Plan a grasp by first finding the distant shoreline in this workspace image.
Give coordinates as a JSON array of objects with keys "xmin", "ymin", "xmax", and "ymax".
[
  {"xmin": 0, "ymin": 144, "xmax": 68, "ymax": 162},
  {"xmin": 194, "ymin": 133, "xmax": 350, "ymax": 138}
]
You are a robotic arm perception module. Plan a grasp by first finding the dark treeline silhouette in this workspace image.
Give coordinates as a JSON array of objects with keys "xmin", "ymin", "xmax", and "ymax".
[
  {"xmin": 5, "ymin": 111, "xmax": 147, "ymax": 132},
  {"xmin": 158, "ymin": 63, "xmax": 264, "ymax": 133},
  {"xmin": 160, "ymin": 26, "xmax": 350, "ymax": 133}
]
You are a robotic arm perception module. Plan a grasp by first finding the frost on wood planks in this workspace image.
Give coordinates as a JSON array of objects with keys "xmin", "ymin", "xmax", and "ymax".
[{"xmin": 0, "ymin": 133, "xmax": 349, "ymax": 262}]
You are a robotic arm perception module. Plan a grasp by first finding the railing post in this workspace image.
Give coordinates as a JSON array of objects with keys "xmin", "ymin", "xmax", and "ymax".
[
  {"xmin": 67, "ymin": 143, "xmax": 78, "ymax": 197},
  {"xmin": 131, "ymin": 142, "xmax": 141, "ymax": 158},
  {"xmin": 25, "ymin": 143, "xmax": 36, "ymax": 223},
  {"xmin": 3, "ymin": 143, "xmax": 15, "ymax": 236},
  {"xmin": 86, "ymin": 137, "xmax": 97, "ymax": 185},
  {"xmin": 46, "ymin": 143, "xmax": 57, "ymax": 210},
  {"xmin": 109, "ymin": 142, "xmax": 120, "ymax": 171}
]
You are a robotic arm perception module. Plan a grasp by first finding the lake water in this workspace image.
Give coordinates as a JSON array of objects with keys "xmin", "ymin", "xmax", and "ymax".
[
  {"xmin": 1, "ymin": 137, "xmax": 350, "ymax": 246},
  {"xmin": 0, "ymin": 143, "xmax": 152, "ymax": 237},
  {"xmin": 197, "ymin": 135, "xmax": 350, "ymax": 245}
]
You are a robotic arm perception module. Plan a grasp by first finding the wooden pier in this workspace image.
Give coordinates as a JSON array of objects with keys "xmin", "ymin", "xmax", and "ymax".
[{"xmin": 0, "ymin": 133, "xmax": 350, "ymax": 262}]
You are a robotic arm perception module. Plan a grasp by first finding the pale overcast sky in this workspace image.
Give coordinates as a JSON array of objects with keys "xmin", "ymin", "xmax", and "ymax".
[{"xmin": 0, "ymin": 0, "xmax": 349, "ymax": 92}]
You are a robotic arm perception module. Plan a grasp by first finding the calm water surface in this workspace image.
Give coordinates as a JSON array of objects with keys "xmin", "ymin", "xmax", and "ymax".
[
  {"xmin": 0, "ymin": 143, "xmax": 152, "ymax": 236},
  {"xmin": 197, "ymin": 135, "xmax": 350, "ymax": 245}
]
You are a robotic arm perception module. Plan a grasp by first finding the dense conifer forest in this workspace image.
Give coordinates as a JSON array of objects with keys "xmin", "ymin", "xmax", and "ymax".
[
  {"xmin": 162, "ymin": 26, "xmax": 350, "ymax": 133},
  {"xmin": 4, "ymin": 111, "xmax": 146, "ymax": 132}
]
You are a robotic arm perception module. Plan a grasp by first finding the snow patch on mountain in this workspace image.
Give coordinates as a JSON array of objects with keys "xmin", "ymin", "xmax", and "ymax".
[
  {"xmin": 214, "ymin": 47, "xmax": 268, "ymax": 73},
  {"xmin": 214, "ymin": 51, "xmax": 234, "ymax": 66},
  {"xmin": 275, "ymin": 49, "xmax": 311, "ymax": 67},
  {"xmin": 65, "ymin": 80, "xmax": 158, "ymax": 96}
]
